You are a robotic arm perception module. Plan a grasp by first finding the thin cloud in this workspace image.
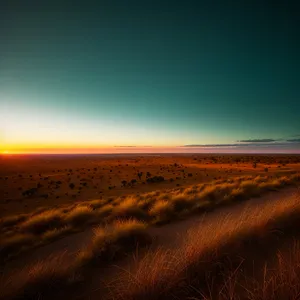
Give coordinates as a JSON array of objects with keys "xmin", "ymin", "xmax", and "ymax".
[
  {"xmin": 237, "ymin": 139, "xmax": 277, "ymax": 143},
  {"xmin": 181, "ymin": 142, "xmax": 300, "ymax": 148},
  {"xmin": 181, "ymin": 144, "xmax": 247, "ymax": 147},
  {"xmin": 113, "ymin": 145, "xmax": 153, "ymax": 148},
  {"xmin": 114, "ymin": 146, "xmax": 137, "ymax": 148}
]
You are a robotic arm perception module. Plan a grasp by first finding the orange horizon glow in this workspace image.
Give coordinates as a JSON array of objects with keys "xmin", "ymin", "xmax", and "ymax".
[
  {"xmin": 2, "ymin": 146, "xmax": 300, "ymax": 155},
  {"xmin": 0, "ymin": 146, "xmax": 185, "ymax": 155},
  {"xmin": 2, "ymin": 141, "xmax": 300, "ymax": 155}
]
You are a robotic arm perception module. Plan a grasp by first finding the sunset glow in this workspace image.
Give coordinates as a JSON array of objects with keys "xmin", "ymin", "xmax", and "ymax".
[{"xmin": 1, "ymin": 1, "xmax": 299, "ymax": 154}]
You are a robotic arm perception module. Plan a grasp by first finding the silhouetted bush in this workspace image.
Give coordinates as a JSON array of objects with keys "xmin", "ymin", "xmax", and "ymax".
[{"xmin": 146, "ymin": 176, "xmax": 165, "ymax": 183}]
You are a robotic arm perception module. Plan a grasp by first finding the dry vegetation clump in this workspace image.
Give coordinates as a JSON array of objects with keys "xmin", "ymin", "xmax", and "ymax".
[
  {"xmin": 149, "ymin": 200, "xmax": 175, "ymax": 224},
  {"xmin": 76, "ymin": 219, "xmax": 150, "ymax": 266},
  {"xmin": 171, "ymin": 193, "xmax": 195, "ymax": 213},
  {"xmin": 88, "ymin": 199, "xmax": 105, "ymax": 209},
  {"xmin": 239, "ymin": 180, "xmax": 260, "ymax": 196},
  {"xmin": 197, "ymin": 184, "xmax": 225, "ymax": 201},
  {"xmin": 63, "ymin": 205, "xmax": 95, "ymax": 227},
  {"xmin": 136, "ymin": 195, "xmax": 157, "ymax": 210},
  {"xmin": 1, "ymin": 220, "xmax": 151, "ymax": 299},
  {"xmin": 0, "ymin": 253, "xmax": 77, "ymax": 300},
  {"xmin": 112, "ymin": 197, "xmax": 148, "ymax": 220},
  {"xmin": 0, "ymin": 214, "xmax": 27, "ymax": 229},
  {"xmin": 41, "ymin": 226, "xmax": 72, "ymax": 243},
  {"xmin": 0, "ymin": 233, "xmax": 35, "ymax": 260},
  {"xmin": 96, "ymin": 203, "xmax": 114, "ymax": 218},
  {"xmin": 109, "ymin": 194, "xmax": 300, "ymax": 300},
  {"xmin": 20, "ymin": 209, "xmax": 63, "ymax": 234}
]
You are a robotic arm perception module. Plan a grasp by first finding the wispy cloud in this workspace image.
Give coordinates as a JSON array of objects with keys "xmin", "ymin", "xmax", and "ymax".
[
  {"xmin": 286, "ymin": 139, "xmax": 300, "ymax": 142},
  {"xmin": 114, "ymin": 146, "xmax": 137, "ymax": 148},
  {"xmin": 182, "ymin": 144, "xmax": 248, "ymax": 147},
  {"xmin": 237, "ymin": 139, "xmax": 277, "ymax": 143},
  {"xmin": 113, "ymin": 145, "xmax": 153, "ymax": 148},
  {"xmin": 181, "ymin": 141, "xmax": 300, "ymax": 149}
]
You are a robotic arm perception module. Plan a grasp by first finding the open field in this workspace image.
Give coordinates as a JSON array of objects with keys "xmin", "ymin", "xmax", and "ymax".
[
  {"xmin": 1, "ymin": 167, "xmax": 300, "ymax": 262},
  {"xmin": 1, "ymin": 154, "xmax": 300, "ymax": 299},
  {"xmin": 1, "ymin": 154, "xmax": 300, "ymax": 217}
]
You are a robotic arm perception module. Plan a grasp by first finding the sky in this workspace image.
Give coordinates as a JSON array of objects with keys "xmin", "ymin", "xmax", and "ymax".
[{"xmin": 1, "ymin": 0, "xmax": 300, "ymax": 154}]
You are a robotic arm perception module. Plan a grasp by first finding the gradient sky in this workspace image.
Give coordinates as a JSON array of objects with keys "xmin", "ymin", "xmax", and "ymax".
[{"xmin": 1, "ymin": 1, "xmax": 300, "ymax": 153}]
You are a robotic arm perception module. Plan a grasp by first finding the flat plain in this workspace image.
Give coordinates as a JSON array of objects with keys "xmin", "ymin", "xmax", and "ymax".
[
  {"xmin": 1, "ymin": 154, "xmax": 299, "ymax": 217},
  {"xmin": 1, "ymin": 153, "xmax": 300, "ymax": 300}
]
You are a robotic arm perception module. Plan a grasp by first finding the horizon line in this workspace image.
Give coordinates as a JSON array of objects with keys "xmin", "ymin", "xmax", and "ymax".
[{"xmin": 2, "ymin": 151, "xmax": 300, "ymax": 155}]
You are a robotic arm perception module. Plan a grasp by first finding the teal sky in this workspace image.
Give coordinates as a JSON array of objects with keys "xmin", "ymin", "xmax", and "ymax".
[{"xmin": 1, "ymin": 1, "xmax": 300, "ymax": 153}]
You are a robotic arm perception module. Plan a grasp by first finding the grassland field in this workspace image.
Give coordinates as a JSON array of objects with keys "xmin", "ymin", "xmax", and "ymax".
[
  {"xmin": 1, "ymin": 154, "xmax": 300, "ymax": 217},
  {"xmin": 1, "ymin": 154, "xmax": 300, "ymax": 300}
]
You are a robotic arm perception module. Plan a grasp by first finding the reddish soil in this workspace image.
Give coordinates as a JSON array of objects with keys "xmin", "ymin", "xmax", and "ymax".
[{"xmin": 1, "ymin": 154, "xmax": 299, "ymax": 217}]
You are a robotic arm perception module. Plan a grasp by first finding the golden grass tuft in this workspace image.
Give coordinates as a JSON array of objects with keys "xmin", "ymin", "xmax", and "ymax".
[
  {"xmin": 41, "ymin": 226, "xmax": 72, "ymax": 243},
  {"xmin": 149, "ymin": 200, "xmax": 174, "ymax": 223},
  {"xmin": 0, "ymin": 252, "xmax": 76, "ymax": 300},
  {"xmin": 64, "ymin": 205, "xmax": 95, "ymax": 227},
  {"xmin": 0, "ymin": 214, "xmax": 27, "ymax": 228},
  {"xmin": 88, "ymin": 199, "xmax": 105, "ymax": 209},
  {"xmin": 0, "ymin": 233, "xmax": 35, "ymax": 260},
  {"xmin": 112, "ymin": 197, "xmax": 147, "ymax": 220},
  {"xmin": 171, "ymin": 194, "xmax": 195, "ymax": 213},
  {"xmin": 96, "ymin": 203, "xmax": 114, "ymax": 218},
  {"xmin": 76, "ymin": 219, "xmax": 150, "ymax": 266},
  {"xmin": 20, "ymin": 210, "xmax": 63, "ymax": 234}
]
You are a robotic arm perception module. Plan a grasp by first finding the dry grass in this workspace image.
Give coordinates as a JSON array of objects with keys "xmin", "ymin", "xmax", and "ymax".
[
  {"xmin": 1, "ymin": 174, "xmax": 300, "ymax": 299},
  {"xmin": 185, "ymin": 241, "xmax": 300, "ymax": 300},
  {"xmin": 20, "ymin": 209, "xmax": 63, "ymax": 234},
  {"xmin": 109, "ymin": 193, "xmax": 300, "ymax": 300},
  {"xmin": 1, "ymin": 173, "xmax": 299, "ymax": 261},
  {"xmin": 1, "ymin": 219, "xmax": 151, "ymax": 299},
  {"xmin": 63, "ymin": 205, "xmax": 95, "ymax": 227},
  {"xmin": 41, "ymin": 226, "xmax": 72, "ymax": 243},
  {"xmin": 3, "ymin": 191, "xmax": 300, "ymax": 299},
  {"xmin": 112, "ymin": 197, "xmax": 147, "ymax": 220},
  {"xmin": 88, "ymin": 199, "xmax": 105, "ymax": 209},
  {"xmin": 0, "ymin": 252, "xmax": 76, "ymax": 300},
  {"xmin": 241, "ymin": 241, "xmax": 300, "ymax": 300},
  {"xmin": 76, "ymin": 219, "xmax": 150, "ymax": 266},
  {"xmin": 96, "ymin": 203, "xmax": 114, "ymax": 218},
  {"xmin": 149, "ymin": 200, "xmax": 175, "ymax": 223},
  {"xmin": 0, "ymin": 233, "xmax": 35, "ymax": 260},
  {"xmin": 0, "ymin": 214, "xmax": 27, "ymax": 229}
]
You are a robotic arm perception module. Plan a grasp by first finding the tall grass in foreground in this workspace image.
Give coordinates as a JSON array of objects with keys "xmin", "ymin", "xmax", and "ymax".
[
  {"xmin": 242, "ymin": 241, "xmax": 300, "ymax": 300},
  {"xmin": 109, "ymin": 194, "xmax": 300, "ymax": 300},
  {"xmin": 0, "ymin": 219, "xmax": 151, "ymax": 300},
  {"xmin": 76, "ymin": 219, "xmax": 150, "ymax": 266},
  {"xmin": 0, "ymin": 252, "xmax": 76, "ymax": 300}
]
